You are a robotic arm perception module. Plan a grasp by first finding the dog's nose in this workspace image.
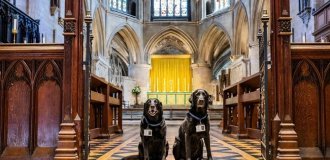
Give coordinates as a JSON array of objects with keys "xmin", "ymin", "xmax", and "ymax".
[{"xmin": 151, "ymin": 105, "xmax": 155, "ymax": 110}]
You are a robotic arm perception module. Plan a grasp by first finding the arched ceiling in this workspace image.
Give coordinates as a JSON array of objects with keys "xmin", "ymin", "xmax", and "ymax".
[{"xmin": 199, "ymin": 24, "xmax": 232, "ymax": 65}]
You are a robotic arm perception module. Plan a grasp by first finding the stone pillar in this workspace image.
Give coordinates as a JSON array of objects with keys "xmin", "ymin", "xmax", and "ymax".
[
  {"xmin": 191, "ymin": 63, "xmax": 212, "ymax": 93},
  {"xmin": 129, "ymin": 64, "xmax": 151, "ymax": 105},
  {"xmin": 122, "ymin": 76, "xmax": 137, "ymax": 107}
]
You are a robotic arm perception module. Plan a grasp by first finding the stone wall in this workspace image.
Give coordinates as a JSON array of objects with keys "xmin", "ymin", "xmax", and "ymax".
[
  {"xmin": 15, "ymin": 0, "xmax": 64, "ymax": 43},
  {"xmin": 290, "ymin": 0, "xmax": 315, "ymax": 42}
]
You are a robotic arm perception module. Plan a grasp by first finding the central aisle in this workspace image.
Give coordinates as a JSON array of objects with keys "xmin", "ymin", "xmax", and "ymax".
[{"xmin": 89, "ymin": 121, "xmax": 262, "ymax": 160}]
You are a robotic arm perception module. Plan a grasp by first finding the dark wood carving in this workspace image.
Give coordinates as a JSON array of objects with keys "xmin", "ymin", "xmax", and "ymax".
[
  {"xmin": 6, "ymin": 81, "xmax": 30, "ymax": 147},
  {"xmin": 35, "ymin": 62, "xmax": 61, "ymax": 149},
  {"xmin": 325, "ymin": 62, "xmax": 330, "ymax": 157},
  {"xmin": 0, "ymin": 44, "xmax": 65, "ymax": 159},
  {"xmin": 325, "ymin": 84, "xmax": 330, "ymax": 149},
  {"xmin": 222, "ymin": 73, "xmax": 261, "ymax": 139},
  {"xmin": 287, "ymin": 43, "xmax": 330, "ymax": 159},
  {"xmin": 293, "ymin": 61, "xmax": 319, "ymax": 148}
]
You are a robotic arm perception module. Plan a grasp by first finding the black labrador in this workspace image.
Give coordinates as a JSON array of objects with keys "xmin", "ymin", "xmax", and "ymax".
[
  {"xmin": 173, "ymin": 89, "xmax": 213, "ymax": 160},
  {"xmin": 138, "ymin": 98, "xmax": 169, "ymax": 160}
]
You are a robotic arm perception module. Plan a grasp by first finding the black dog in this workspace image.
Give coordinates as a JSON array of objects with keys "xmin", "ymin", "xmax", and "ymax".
[
  {"xmin": 138, "ymin": 98, "xmax": 169, "ymax": 160},
  {"xmin": 173, "ymin": 89, "xmax": 213, "ymax": 160}
]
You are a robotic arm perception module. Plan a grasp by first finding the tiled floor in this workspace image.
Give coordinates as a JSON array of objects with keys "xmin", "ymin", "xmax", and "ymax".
[{"xmin": 89, "ymin": 121, "xmax": 262, "ymax": 160}]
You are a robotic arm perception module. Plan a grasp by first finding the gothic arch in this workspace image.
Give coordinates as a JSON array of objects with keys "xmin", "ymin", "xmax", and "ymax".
[
  {"xmin": 106, "ymin": 24, "xmax": 142, "ymax": 64},
  {"xmin": 234, "ymin": 1, "xmax": 249, "ymax": 57},
  {"xmin": 144, "ymin": 26, "xmax": 198, "ymax": 63},
  {"xmin": 251, "ymin": 0, "xmax": 265, "ymax": 41},
  {"xmin": 92, "ymin": 7, "xmax": 105, "ymax": 57},
  {"xmin": 199, "ymin": 23, "xmax": 232, "ymax": 65}
]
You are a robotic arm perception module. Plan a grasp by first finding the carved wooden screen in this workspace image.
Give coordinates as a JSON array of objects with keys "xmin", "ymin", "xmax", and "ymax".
[
  {"xmin": 291, "ymin": 43, "xmax": 330, "ymax": 158},
  {"xmin": 292, "ymin": 60, "xmax": 319, "ymax": 148},
  {"xmin": 0, "ymin": 44, "xmax": 64, "ymax": 159},
  {"xmin": 326, "ymin": 69, "xmax": 330, "ymax": 151}
]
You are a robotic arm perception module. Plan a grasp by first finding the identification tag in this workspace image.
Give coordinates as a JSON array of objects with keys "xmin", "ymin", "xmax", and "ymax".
[
  {"xmin": 144, "ymin": 129, "xmax": 152, "ymax": 136},
  {"xmin": 196, "ymin": 124, "xmax": 206, "ymax": 132}
]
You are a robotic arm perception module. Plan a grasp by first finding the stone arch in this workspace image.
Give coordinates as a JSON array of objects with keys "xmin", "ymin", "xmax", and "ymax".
[
  {"xmin": 199, "ymin": 23, "xmax": 232, "ymax": 65},
  {"xmin": 234, "ymin": 1, "xmax": 249, "ymax": 57},
  {"xmin": 92, "ymin": 7, "xmax": 105, "ymax": 57},
  {"xmin": 251, "ymin": 0, "xmax": 266, "ymax": 41},
  {"xmin": 106, "ymin": 23, "xmax": 142, "ymax": 64},
  {"xmin": 144, "ymin": 26, "xmax": 198, "ymax": 64}
]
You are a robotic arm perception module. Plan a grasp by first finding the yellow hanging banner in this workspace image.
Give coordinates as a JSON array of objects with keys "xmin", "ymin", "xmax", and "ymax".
[{"xmin": 150, "ymin": 54, "xmax": 192, "ymax": 92}]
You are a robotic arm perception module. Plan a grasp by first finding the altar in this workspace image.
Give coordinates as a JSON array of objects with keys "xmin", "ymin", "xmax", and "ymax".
[{"xmin": 148, "ymin": 54, "xmax": 192, "ymax": 105}]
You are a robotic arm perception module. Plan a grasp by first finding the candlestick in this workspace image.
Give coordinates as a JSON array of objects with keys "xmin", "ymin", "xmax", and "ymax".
[
  {"xmin": 13, "ymin": 19, "xmax": 17, "ymax": 31},
  {"xmin": 302, "ymin": 33, "xmax": 306, "ymax": 43},
  {"xmin": 12, "ymin": 17, "xmax": 17, "ymax": 44}
]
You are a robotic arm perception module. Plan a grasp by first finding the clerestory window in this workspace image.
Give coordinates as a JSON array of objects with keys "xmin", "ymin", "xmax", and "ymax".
[
  {"xmin": 152, "ymin": 0, "xmax": 191, "ymax": 21},
  {"xmin": 109, "ymin": 0, "xmax": 138, "ymax": 17}
]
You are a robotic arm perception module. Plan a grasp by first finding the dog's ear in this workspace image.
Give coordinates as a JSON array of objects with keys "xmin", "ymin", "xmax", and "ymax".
[
  {"xmin": 158, "ymin": 101, "xmax": 163, "ymax": 117},
  {"xmin": 189, "ymin": 93, "xmax": 194, "ymax": 105},
  {"xmin": 144, "ymin": 99, "xmax": 150, "ymax": 115}
]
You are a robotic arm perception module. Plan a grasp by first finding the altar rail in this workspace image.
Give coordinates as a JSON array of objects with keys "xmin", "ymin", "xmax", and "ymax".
[
  {"xmin": 147, "ymin": 92, "xmax": 191, "ymax": 105},
  {"xmin": 123, "ymin": 106, "xmax": 223, "ymax": 120}
]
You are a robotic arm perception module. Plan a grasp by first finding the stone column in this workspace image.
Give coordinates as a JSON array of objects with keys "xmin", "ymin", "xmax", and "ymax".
[
  {"xmin": 191, "ymin": 63, "xmax": 212, "ymax": 93},
  {"xmin": 129, "ymin": 64, "xmax": 151, "ymax": 105},
  {"xmin": 122, "ymin": 76, "xmax": 137, "ymax": 106}
]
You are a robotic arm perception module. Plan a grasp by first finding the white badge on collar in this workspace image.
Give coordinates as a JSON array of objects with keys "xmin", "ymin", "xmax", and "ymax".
[
  {"xmin": 144, "ymin": 129, "xmax": 152, "ymax": 136},
  {"xmin": 196, "ymin": 124, "xmax": 206, "ymax": 132}
]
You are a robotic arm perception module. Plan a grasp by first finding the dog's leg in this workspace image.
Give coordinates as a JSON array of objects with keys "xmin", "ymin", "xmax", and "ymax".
[
  {"xmin": 162, "ymin": 142, "xmax": 166, "ymax": 160},
  {"xmin": 143, "ymin": 139, "xmax": 149, "ymax": 160},
  {"xmin": 185, "ymin": 133, "xmax": 191, "ymax": 160},
  {"xmin": 205, "ymin": 134, "xmax": 213, "ymax": 160}
]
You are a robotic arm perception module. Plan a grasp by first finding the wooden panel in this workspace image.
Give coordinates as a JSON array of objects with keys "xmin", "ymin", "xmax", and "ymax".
[
  {"xmin": 91, "ymin": 91, "xmax": 106, "ymax": 103},
  {"xmin": 37, "ymin": 81, "xmax": 61, "ymax": 147},
  {"xmin": 225, "ymin": 96, "xmax": 238, "ymax": 105},
  {"xmin": 89, "ymin": 104, "xmax": 96, "ymax": 129},
  {"xmin": 326, "ymin": 84, "xmax": 330, "ymax": 147},
  {"xmin": 6, "ymin": 81, "xmax": 30, "ymax": 147},
  {"xmin": 241, "ymin": 90, "xmax": 260, "ymax": 103},
  {"xmin": 109, "ymin": 97, "xmax": 120, "ymax": 105},
  {"xmin": 293, "ymin": 80, "xmax": 318, "ymax": 147},
  {"xmin": 247, "ymin": 128, "xmax": 261, "ymax": 139},
  {"xmin": 89, "ymin": 128, "xmax": 101, "ymax": 139}
]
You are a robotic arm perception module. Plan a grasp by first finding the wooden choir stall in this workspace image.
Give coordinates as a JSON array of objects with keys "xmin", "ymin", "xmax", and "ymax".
[
  {"xmin": 90, "ymin": 75, "xmax": 123, "ymax": 139},
  {"xmin": 222, "ymin": 73, "xmax": 261, "ymax": 139}
]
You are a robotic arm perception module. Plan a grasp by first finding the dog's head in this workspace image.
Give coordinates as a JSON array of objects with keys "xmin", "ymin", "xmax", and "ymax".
[
  {"xmin": 144, "ymin": 98, "xmax": 163, "ymax": 121},
  {"xmin": 189, "ymin": 89, "xmax": 213, "ymax": 114}
]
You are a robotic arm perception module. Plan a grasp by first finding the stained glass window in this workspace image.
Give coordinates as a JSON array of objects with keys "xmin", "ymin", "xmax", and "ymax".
[
  {"xmin": 214, "ymin": 0, "xmax": 230, "ymax": 12},
  {"xmin": 154, "ymin": 0, "xmax": 161, "ymax": 16},
  {"xmin": 152, "ymin": 0, "xmax": 190, "ymax": 20},
  {"xmin": 109, "ymin": 0, "xmax": 137, "ymax": 17}
]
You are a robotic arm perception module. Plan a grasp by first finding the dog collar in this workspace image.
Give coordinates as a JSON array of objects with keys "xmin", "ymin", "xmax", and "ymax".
[
  {"xmin": 188, "ymin": 112, "xmax": 208, "ymax": 123},
  {"xmin": 143, "ymin": 116, "xmax": 164, "ymax": 127}
]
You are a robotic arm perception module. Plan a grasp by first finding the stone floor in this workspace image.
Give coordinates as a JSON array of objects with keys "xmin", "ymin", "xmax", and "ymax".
[{"xmin": 89, "ymin": 121, "xmax": 262, "ymax": 160}]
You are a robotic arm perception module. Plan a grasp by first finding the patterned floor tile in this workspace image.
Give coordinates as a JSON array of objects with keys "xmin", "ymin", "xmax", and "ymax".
[{"xmin": 89, "ymin": 122, "xmax": 263, "ymax": 160}]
